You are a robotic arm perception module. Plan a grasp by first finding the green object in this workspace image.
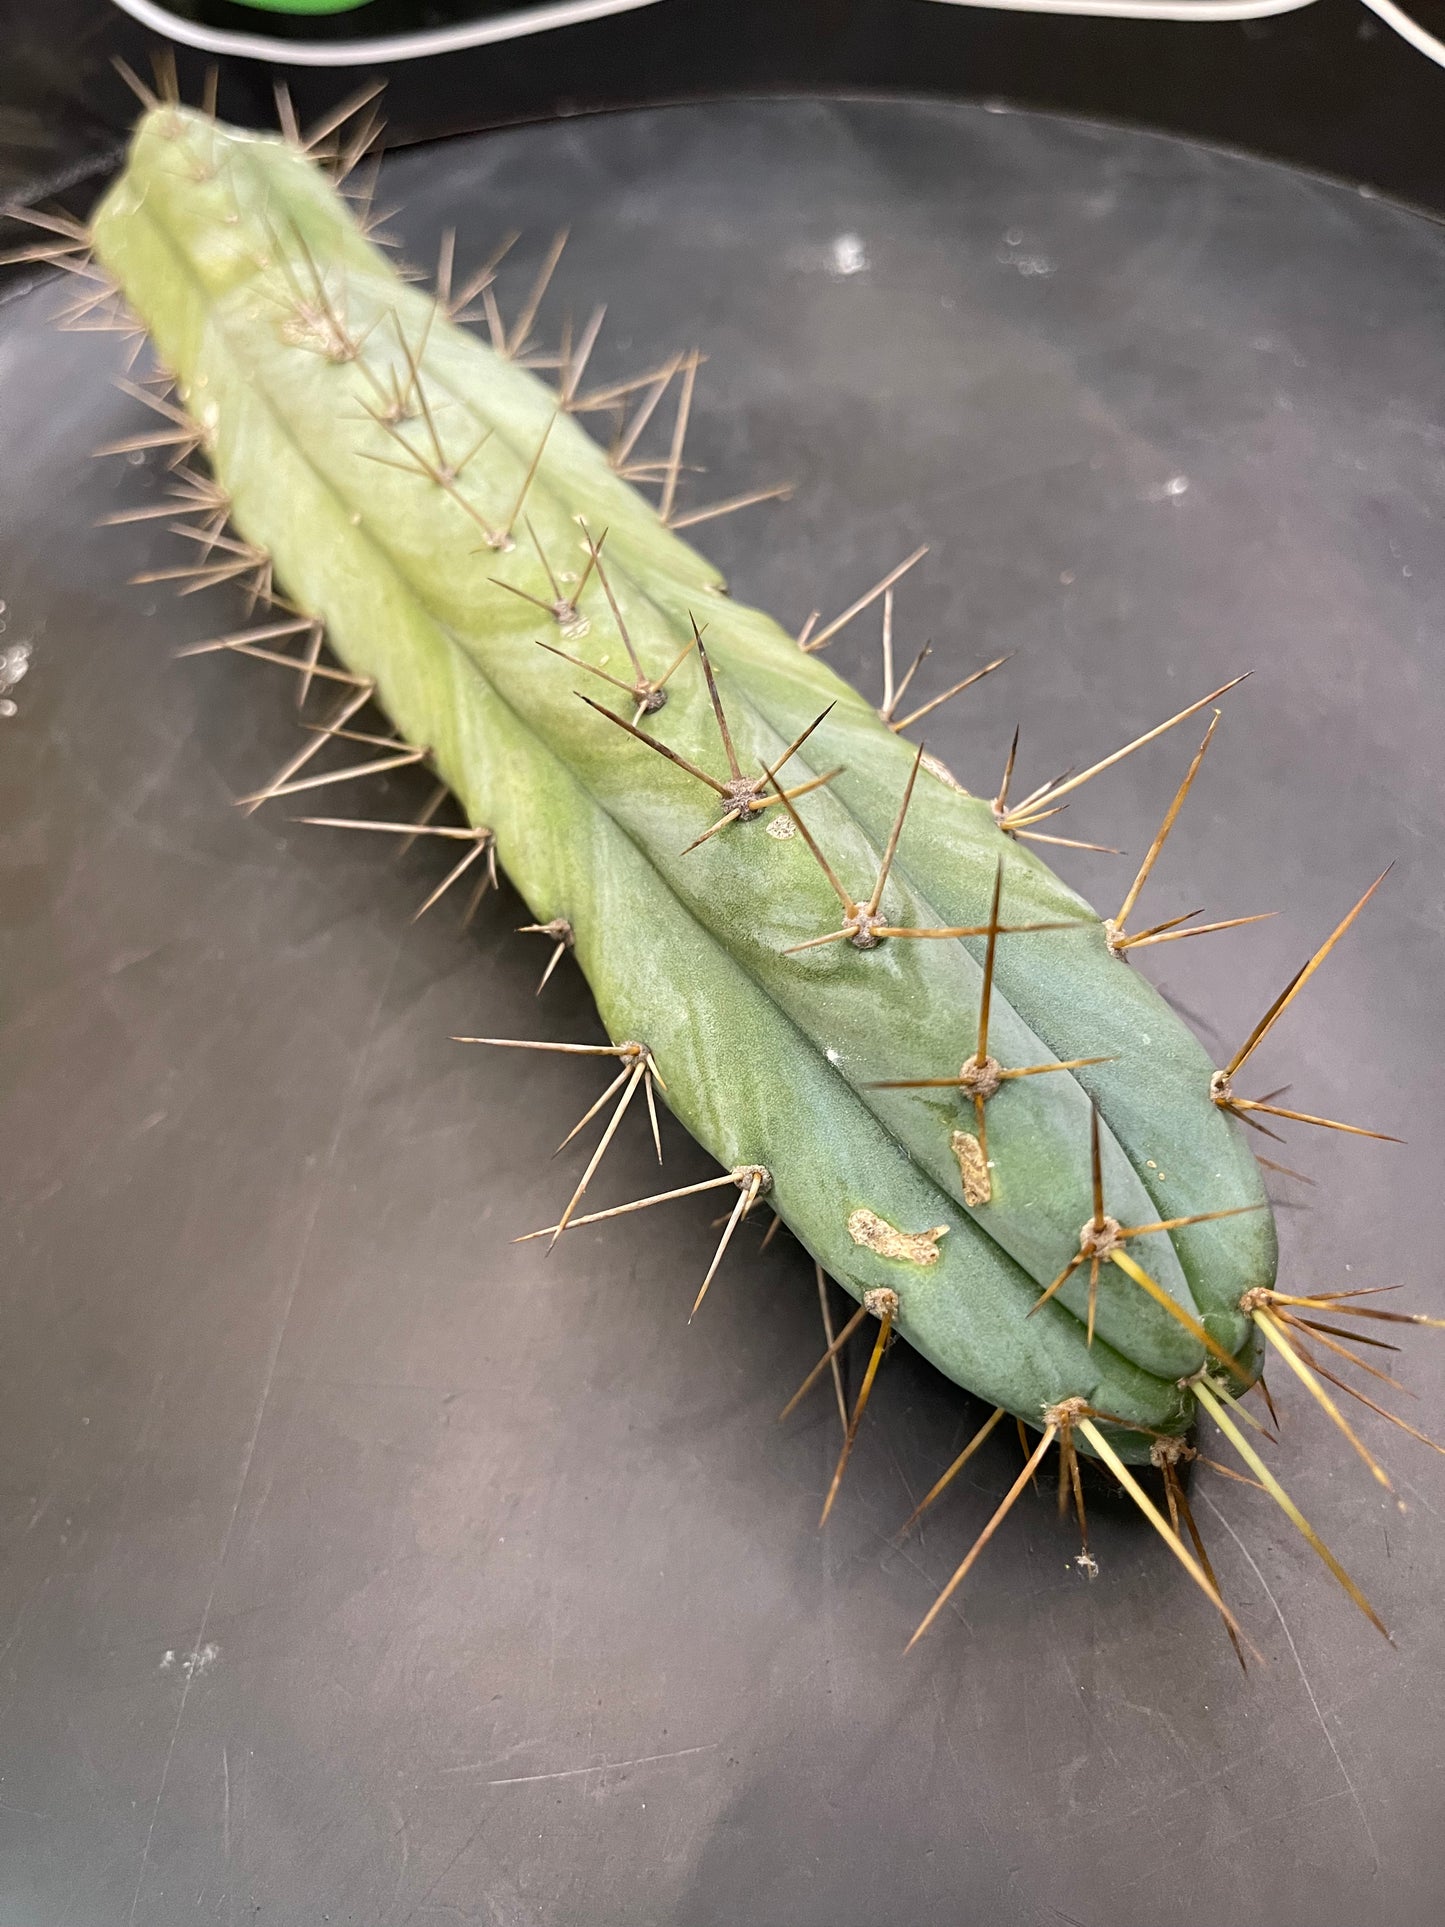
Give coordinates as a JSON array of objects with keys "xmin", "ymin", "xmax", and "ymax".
[
  {"xmin": 225, "ymin": 1, "xmax": 374, "ymax": 15},
  {"xmin": 90, "ymin": 108, "xmax": 1276, "ymax": 1459}
]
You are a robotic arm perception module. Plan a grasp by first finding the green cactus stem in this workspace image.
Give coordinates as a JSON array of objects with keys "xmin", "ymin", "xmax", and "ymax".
[{"xmin": 81, "ymin": 103, "xmax": 1297, "ymax": 1469}]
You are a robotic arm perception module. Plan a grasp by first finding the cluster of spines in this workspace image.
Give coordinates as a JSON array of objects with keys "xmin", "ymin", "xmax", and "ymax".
[{"xmin": 46, "ymin": 68, "xmax": 1443, "ymax": 1660}]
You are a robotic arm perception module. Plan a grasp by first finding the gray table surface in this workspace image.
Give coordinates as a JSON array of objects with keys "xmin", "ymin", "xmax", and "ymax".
[{"xmin": 3, "ymin": 96, "xmax": 1444, "ymax": 1927}]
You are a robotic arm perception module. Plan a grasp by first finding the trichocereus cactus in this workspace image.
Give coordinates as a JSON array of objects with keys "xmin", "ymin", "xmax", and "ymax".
[{"xmin": 49, "ymin": 84, "xmax": 1429, "ymax": 1650}]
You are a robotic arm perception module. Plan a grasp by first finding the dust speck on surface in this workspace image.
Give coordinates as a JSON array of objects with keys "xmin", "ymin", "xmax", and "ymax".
[
  {"xmin": 829, "ymin": 233, "xmax": 868, "ymax": 277},
  {"xmin": 159, "ymin": 1642, "xmax": 220, "ymax": 1679}
]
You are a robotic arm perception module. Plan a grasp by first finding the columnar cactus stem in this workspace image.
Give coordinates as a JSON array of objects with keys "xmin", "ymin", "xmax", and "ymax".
[
  {"xmin": 71, "ymin": 94, "xmax": 1442, "ymax": 1648},
  {"xmin": 87, "ymin": 104, "xmax": 1291, "ymax": 1462}
]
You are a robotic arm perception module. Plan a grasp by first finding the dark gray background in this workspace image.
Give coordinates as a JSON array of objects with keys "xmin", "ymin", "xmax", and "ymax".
[
  {"xmin": 3, "ymin": 98, "xmax": 1444, "ymax": 1925},
  {"xmin": 6, "ymin": 0, "xmax": 1445, "ymax": 226}
]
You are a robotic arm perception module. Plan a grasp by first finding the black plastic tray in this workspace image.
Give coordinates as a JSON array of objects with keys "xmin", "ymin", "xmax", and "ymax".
[{"xmin": 3, "ymin": 97, "xmax": 1443, "ymax": 1925}]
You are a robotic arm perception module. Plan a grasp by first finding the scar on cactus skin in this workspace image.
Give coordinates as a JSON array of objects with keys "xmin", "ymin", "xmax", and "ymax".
[
  {"xmin": 866, "ymin": 857, "xmax": 1114, "ymax": 1190},
  {"xmin": 951, "ymin": 1131, "xmax": 991, "ymax": 1207},
  {"xmin": 64, "ymin": 69, "xmax": 1443, "ymax": 1657},
  {"xmin": 846, "ymin": 1210, "xmax": 948, "ymax": 1267}
]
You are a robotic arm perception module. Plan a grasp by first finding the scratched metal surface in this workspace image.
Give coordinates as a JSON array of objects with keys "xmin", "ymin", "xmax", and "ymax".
[{"xmin": 2, "ymin": 98, "xmax": 1444, "ymax": 1926}]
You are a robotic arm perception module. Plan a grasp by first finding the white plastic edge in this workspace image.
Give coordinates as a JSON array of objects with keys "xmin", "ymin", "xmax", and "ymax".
[
  {"xmin": 1357, "ymin": 0, "xmax": 1445, "ymax": 69},
  {"xmin": 108, "ymin": 0, "xmax": 662, "ymax": 67},
  {"xmin": 925, "ymin": 0, "xmax": 1445, "ymax": 72},
  {"xmin": 926, "ymin": 0, "xmax": 1318, "ymax": 21}
]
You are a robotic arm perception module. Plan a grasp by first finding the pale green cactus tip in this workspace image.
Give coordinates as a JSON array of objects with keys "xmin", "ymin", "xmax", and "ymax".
[{"xmin": 43, "ymin": 77, "xmax": 1423, "ymax": 1651}]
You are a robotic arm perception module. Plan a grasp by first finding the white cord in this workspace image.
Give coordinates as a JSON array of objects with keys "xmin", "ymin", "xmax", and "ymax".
[
  {"xmin": 108, "ymin": 0, "xmax": 1445, "ymax": 80},
  {"xmin": 926, "ymin": 0, "xmax": 1445, "ymax": 72},
  {"xmin": 108, "ymin": 0, "xmax": 661, "ymax": 66},
  {"xmin": 1357, "ymin": 0, "xmax": 1445, "ymax": 68},
  {"xmin": 928, "ymin": 0, "xmax": 1317, "ymax": 18}
]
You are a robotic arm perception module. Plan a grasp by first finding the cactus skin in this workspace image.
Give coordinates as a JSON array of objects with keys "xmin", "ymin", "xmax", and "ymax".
[{"xmin": 90, "ymin": 107, "xmax": 1279, "ymax": 1460}]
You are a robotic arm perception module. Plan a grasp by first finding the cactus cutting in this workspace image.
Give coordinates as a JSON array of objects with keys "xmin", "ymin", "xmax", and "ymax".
[{"xmin": 23, "ymin": 70, "xmax": 1440, "ymax": 1657}]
